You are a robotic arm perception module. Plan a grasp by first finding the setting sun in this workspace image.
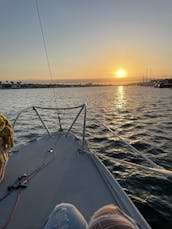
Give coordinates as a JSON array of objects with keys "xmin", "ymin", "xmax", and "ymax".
[{"xmin": 116, "ymin": 69, "xmax": 127, "ymax": 78}]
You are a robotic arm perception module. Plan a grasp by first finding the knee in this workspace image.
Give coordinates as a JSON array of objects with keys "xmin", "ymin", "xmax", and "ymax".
[{"xmin": 44, "ymin": 203, "xmax": 88, "ymax": 229}]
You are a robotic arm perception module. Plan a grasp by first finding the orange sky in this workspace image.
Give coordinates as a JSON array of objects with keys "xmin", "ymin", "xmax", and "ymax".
[{"xmin": 0, "ymin": 1, "xmax": 172, "ymax": 82}]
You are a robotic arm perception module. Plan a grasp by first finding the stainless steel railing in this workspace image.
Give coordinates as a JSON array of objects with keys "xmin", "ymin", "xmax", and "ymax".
[{"xmin": 12, "ymin": 104, "xmax": 87, "ymax": 148}]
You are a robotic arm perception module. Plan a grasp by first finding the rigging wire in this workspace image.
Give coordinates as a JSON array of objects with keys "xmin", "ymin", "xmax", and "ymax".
[
  {"xmin": 34, "ymin": 0, "xmax": 62, "ymax": 131},
  {"xmin": 35, "ymin": 0, "xmax": 53, "ymax": 83}
]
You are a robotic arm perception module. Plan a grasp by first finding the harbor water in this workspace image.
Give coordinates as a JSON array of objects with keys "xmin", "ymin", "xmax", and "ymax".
[{"xmin": 0, "ymin": 85, "xmax": 172, "ymax": 228}]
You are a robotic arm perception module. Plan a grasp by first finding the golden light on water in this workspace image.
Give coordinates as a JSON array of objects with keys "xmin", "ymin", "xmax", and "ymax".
[
  {"xmin": 116, "ymin": 86, "xmax": 125, "ymax": 109},
  {"xmin": 115, "ymin": 69, "xmax": 127, "ymax": 78}
]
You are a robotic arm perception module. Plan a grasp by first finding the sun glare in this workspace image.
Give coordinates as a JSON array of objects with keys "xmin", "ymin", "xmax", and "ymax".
[{"xmin": 116, "ymin": 69, "xmax": 126, "ymax": 78}]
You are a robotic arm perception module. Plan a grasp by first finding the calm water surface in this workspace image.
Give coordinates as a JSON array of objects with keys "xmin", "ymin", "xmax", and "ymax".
[{"xmin": 0, "ymin": 86, "xmax": 172, "ymax": 228}]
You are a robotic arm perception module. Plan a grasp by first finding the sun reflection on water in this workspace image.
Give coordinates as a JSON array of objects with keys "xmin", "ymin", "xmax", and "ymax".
[{"xmin": 116, "ymin": 86, "xmax": 126, "ymax": 109}]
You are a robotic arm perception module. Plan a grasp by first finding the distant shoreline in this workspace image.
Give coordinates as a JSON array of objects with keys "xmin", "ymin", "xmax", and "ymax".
[
  {"xmin": 0, "ymin": 82, "xmax": 138, "ymax": 89},
  {"xmin": 0, "ymin": 78, "xmax": 172, "ymax": 89}
]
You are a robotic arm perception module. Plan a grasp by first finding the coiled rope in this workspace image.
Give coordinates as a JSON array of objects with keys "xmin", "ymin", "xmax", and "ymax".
[
  {"xmin": 0, "ymin": 114, "xmax": 14, "ymax": 149},
  {"xmin": 0, "ymin": 114, "xmax": 14, "ymax": 182}
]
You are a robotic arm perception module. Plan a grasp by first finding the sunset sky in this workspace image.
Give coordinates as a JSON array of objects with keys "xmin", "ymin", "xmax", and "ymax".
[{"xmin": 0, "ymin": 0, "xmax": 172, "ymax": 82}]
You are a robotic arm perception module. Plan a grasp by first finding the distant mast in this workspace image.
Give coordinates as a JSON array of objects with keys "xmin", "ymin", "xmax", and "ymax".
[{"xmin": 143, "ymin": 68, "xmax": 152, "ymax": 82}]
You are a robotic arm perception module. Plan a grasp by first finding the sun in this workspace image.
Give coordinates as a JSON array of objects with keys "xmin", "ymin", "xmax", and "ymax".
[{"xmin": 116, "ymin": 69, "xmax": 126, "ymax": 78}]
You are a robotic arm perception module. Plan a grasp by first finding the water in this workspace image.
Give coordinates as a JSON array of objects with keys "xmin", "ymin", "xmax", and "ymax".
[{"xmin": 0, "ymin": 86, "xmax": 172, "ymax": 228}]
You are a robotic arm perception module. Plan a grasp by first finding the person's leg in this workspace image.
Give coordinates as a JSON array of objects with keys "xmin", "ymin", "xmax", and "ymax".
[{"xmin": 44, "ymin": 203, "xmax": 88, "ymax": 229}]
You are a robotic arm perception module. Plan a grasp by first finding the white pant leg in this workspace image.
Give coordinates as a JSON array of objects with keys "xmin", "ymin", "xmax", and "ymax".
[{"xmin": 44, "ymin": 203, "xmax": 88, "ymax": 229}]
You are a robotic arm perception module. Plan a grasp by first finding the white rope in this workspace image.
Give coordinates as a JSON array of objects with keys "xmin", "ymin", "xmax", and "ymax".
[
  {"xmin": 95, "ymin": 119, "xmax": 161, "ymax": 169},
  {"xmin": 96, "ymin": 152, "xmax": 172, "ymax": 179}
]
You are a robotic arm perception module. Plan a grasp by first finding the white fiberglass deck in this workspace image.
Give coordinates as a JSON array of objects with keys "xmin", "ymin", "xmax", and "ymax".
[{"xmin": 0, "ymin": 132, "xmax": 150, "ymax": 229}]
